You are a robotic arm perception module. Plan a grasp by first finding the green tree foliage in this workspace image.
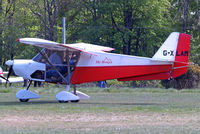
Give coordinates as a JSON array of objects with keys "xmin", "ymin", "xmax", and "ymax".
[
  {"xmin": 169, "ymin": 0, "xmax": 200, "ymax": 64},
  {"xmin": 62, "ymin": 0, "xmax": 172, "ymax": 57},
  {"xmin": 0, "ymin": 0, "xmax": 199, "ymax": 88},
  {"xmin": 0, "ymin": 0, "xmax": 37, "ymax": 69}
]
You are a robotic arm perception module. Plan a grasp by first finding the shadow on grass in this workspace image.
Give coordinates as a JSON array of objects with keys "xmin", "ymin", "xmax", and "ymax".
[
  {"xmin": 0, "ymin": 100, "xmax": 58, "ymax": 106},
  {"xmin": 0, "ymin": 100, "xmax": 166, "ymax": 106},
  {"xmin": 81, "ymin": 102, "xmax": 166, "ymax": 106}
]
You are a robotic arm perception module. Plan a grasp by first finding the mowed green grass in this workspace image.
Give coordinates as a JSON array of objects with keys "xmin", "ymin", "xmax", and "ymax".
[{"xmin": 0, "ymin": 86, "xmax": 200, "ymax": 134}]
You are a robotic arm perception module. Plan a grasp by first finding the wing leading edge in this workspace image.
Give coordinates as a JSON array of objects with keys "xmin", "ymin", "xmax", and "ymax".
[{"xmin": 18, "ymin": 38, "xmax": 114, "ymax": 56}]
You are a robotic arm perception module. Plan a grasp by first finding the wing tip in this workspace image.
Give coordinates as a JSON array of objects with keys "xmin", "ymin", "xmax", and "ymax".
[{"xmin": 17, "ymin": 38, "xmax": 20, "ymax": 42}]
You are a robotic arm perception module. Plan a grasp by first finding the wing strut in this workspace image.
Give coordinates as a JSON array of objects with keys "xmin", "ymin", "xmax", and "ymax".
[{"xmin": 66, "ymin": 50, "xmax": 71, "ymax": 86}]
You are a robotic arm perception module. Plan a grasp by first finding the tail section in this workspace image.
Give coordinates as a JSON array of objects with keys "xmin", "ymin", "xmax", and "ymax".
[
  {"xmin": 153, "ymin": 32, "xmax": 191, "ymax": 78},
  {"xmin": 118, "ymin": 32, "xmax": 191, "ymax": 82}
]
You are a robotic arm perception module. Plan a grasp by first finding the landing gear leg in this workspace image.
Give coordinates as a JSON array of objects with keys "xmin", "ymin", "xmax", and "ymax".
[
  {"xmin": 71, "ymin": 85, "xmax": 79, "ymax": 103},
  {"xmin": 71, "ymin": 85, "xmax": 90, "ymax": 101},
  {"xmin": 73, "ymin": 85, "xmax": 77, "ymax": 95},
  {"xmin": 27, "ymin": 80, "xmax": 32, "ymax": 90}
]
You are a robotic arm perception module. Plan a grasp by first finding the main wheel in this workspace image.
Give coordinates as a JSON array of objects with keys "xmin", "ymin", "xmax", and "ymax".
[
  {"xmin": 19, "ymin": 99, "xmax": 29, "ymax": 102},
  {"xmin": 58, "ymin": 100, "xmax": 69, "ymax": 103},
  {"xmin": 71, "ymin": 100, "xmax": 80, "ymax": 103}
]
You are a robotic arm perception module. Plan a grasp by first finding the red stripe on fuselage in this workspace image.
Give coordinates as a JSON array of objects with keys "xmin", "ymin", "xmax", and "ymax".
[
  {"xmin": 71, "ymin": 64, "xmax": 172, "ymax": 84},
  {"xmin": 118, "ymin": 72, "xmax": 171, "ymax": 81}
]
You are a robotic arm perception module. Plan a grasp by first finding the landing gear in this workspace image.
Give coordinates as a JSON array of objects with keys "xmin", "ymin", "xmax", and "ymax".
[
  {"xmin": 19, "ymin": 99, "xmax": 29, "ymax": 102},
  {"xmin": 16, "ymin": 81, "xmax": 40, "ymax": 102},
  {"xmin": 56, "ymin": 90, "xmax": 80, "ymax": 102},
  {"xmin": 56, "ymin": 85, "xmax": 90, "ymax": 103},
  {"xmin": 71, "ymin": 85, "xmax": 90, "ymax": 102},
  {"xmin": 58, "ymin": 100, "xmax": 69, "ymax": 103},
  {"xmin": 71, "ymin": 100, "xmax": 80, "ymax": 103},
  {"xmin": 56, "ymin": 85, "xmax": 80, "ymax": 103}
]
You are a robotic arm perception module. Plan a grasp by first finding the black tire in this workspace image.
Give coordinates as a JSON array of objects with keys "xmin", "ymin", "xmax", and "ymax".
[
  {"xmin": 71, "ymin": 100, "xmax": 80, "ymax": 103},
  {"xmin": 58, "ymin": 100, "xmax": 69, "ymax": 103},
  {"xmin": 19, "ymin": 99, "xmax": 29, "ymax": 102}
]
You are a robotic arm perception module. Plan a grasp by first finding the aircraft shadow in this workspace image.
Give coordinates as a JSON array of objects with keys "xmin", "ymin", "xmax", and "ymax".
[
  {"xmin": 80, "ymin": 102, "xmax": 166, "ymax": 106},
  {"xmin": 0, "ymin": 100, "xmax": 58, "ymax": 106},
  {"xmin": 0, "ymin": 101, "xmax": 166, "ymax": 106}
]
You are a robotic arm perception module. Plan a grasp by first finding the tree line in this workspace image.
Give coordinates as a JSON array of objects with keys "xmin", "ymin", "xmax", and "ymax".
[{"xmin": 0, "ymin": 0, "xmax": 199, "ymax": 87}]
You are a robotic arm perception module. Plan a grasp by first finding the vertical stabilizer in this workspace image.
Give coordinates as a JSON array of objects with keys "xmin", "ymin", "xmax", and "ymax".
[
  {"xmin": 152, "ymin": 32, "xmax": 179, "ymax": 61},
  {"xmin": 152, "ymin": 32, "xmax": 191, "ymax": 78}
]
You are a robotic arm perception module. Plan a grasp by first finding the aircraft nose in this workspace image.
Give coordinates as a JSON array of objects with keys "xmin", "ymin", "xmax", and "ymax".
[{"xmin": 5, "ymin": 60, "xmax": 14, "ymax": 66}]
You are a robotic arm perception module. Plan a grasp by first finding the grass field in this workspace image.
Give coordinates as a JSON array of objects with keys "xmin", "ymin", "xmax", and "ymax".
[{"xmin": 0, "ymin": 85, "xmax": 200, "ymax": 134}]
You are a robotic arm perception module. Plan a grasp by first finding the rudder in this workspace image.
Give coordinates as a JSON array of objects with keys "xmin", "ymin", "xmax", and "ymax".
[{"xmin": 172, "ymin": 33, "xmax": 191, "ymax": 78}]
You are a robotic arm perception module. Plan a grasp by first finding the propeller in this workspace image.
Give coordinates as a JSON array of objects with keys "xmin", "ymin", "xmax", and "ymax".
[
  {"xmin": 0, "ymin": 75, "xmax": 8, "ymax": 82},
  {"xmin": 5, "ymin": 54, "xmax": 14, "ymax": 87}
]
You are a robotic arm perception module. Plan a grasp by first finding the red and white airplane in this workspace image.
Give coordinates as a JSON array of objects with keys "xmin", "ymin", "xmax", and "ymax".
[{"xmin": 5, "ymin": 32, "xmax": 191, "ymax": 102}]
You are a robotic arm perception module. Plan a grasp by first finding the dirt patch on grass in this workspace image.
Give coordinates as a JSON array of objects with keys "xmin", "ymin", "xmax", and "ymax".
[{"xmin": 0, "ymin": 112, "xmax": 200, "ymax": 130}]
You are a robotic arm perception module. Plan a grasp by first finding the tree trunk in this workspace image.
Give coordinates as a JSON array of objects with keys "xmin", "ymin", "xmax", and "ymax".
[
  {"xmin": 123, "ymin": 6, "xmax": 133, "ymax": 55},
  {"xmin": 45, "ymin": 0, "xmax": 57, "ymax": 41},
  {"xmin": 92, "ymin": 0, "xmax": 97, "ymax": 23},
  {"xmin": 0, "ymin": 1, "xmax": 2, "ymax": 65},
  {"xmin": 135, "ymin": 28, "xmax": 141, "ymax": 56},
  {"xmin": 183, "ymin": 0, "xmax": 189, "ymax": 33},
  {"xmin": 44, "ymin": 0, "xmax": 47, "ymax": 39}
]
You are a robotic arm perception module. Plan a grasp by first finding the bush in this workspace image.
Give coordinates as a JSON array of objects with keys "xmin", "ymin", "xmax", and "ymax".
[
  {"xmin": 106, "ymin": 79, "xmax": 162, "ymax": 88},
  {"xmin": 161, "ymin": 63, "xmax": 200, "ymax": 90}
]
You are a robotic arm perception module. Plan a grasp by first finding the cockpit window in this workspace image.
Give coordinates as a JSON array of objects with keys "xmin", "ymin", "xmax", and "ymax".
[
  {"xmin": 49, "ymin": 52, "xmax": 62, "ymax": 64},
  {"xmin": 32, "ymin": 49, "xmax": 45, "ymax": 62},
  {"xmin": 33, "ymin": 48, "xmax": 81, "ymax": 84},
  {"xmin": 33, "ymin": 49, "xmax": 64, "ymax": 65}
]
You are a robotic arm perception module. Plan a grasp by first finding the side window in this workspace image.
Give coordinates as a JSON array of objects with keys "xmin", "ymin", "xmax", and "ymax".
[
  {"xmin": 49, "ymin": 52, "xmax": 62, "ymax": 65},
  {"xmin": 33, "ymin": 49, "xmax": 63, "ymax": 64}
]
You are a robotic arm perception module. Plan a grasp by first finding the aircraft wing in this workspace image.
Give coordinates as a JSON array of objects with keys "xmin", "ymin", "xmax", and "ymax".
[
  {"xmin": 61, "ymin": 43, "xmax": 114, "ymax": 52},
  {"xmin": 0, "ymin": 77, "xmax": 24, "ymax": 84},
  {"xmin": 18, "ymin": 38, "xmax": 114, "ymax": 55}
]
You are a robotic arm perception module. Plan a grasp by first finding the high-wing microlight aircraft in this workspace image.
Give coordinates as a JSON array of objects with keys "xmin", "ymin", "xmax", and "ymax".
[{"xmin": 5, "ymin": 32, "xmax": 191, "ymax": 102}]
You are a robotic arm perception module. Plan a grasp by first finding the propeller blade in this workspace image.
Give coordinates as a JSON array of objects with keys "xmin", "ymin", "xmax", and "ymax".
[
  {"xmin": 5, "ymin": 65, "xmax": 13, "ymax": 87},
  {"xmin": 0, "ymin": 75, "xmax": 9, "ymax": 82},
  {"xmin": 5, "ymin": 53, "xmax": 14, "ymax": 87}
]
